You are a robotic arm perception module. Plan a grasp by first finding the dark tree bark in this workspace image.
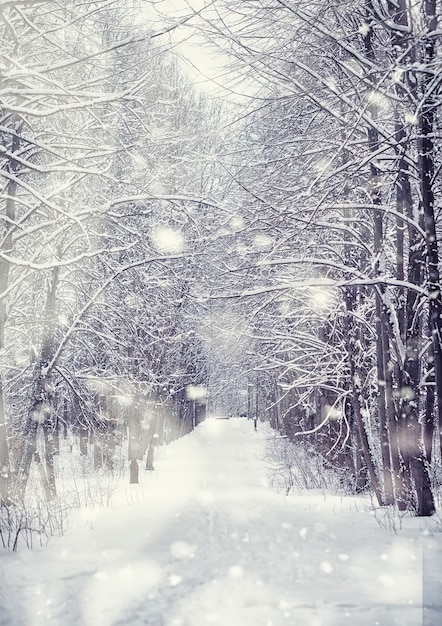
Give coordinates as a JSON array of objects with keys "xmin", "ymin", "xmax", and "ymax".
[
  {"xmin": 129, "ymin": 459, "xmax": 139, "ymax": 484},
  {"xmin": 417, "ymin": 0, "xmax": 442, "ymax": 465},
  {"xmin": 79, "ymin": 425, "xmax": 89, "ymax": 457},
  {"xmin": 363, "ymin": 14, "xmax": 395, "ymax": 504},
  {"xmin": 384, "ymin": 0, "xmax": 437, "ymax": 516},
  {"xmin": 344, "ymin": 287, "xmax": 383, "ymax": 505},
  {"xmin": 424, "ymin": 345, "xmax": 435, "ymax": 463},
  {"xmin": 14, "ymin": 267, "xmax": 60, "ymax": 501}
]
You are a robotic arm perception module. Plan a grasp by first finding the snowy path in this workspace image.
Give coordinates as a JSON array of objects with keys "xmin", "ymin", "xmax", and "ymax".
[{"xmin": 0, "ymin": 418, "xmax": 440, "ymax": 626}]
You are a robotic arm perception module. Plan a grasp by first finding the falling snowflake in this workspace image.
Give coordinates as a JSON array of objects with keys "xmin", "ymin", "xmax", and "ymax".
[{"xmin": 151, "ymin": 226, "xmax": 185, "ymax": 253}]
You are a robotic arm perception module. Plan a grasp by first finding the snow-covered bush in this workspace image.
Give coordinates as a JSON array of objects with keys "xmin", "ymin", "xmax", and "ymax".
[
  {"xmin": 265, "ymin": 435, "xmax": 357, "ymax": 495},
  {"xmin": 0, "ymin": 496, "xmax": 71, "ymax": 551}
]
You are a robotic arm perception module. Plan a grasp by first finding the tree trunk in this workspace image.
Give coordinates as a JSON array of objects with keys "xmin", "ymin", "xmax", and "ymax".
[
  {"xmin": 13, "ymin": 267, "xmax": 60, "ymax": 500},
  {"xmin": 128, "ymin": 409, "xmax": 141, "ymax": 483},
  {"xmin": 145, "ymin": 444, "xmax": 155, "ymax": 471},
  {"xmin": 384, "ymin": 0, "xmax": 436, "ymax": 514},
  {"xmin": 129, "ymin": 459, "xmax": 139, "ymax": 484},
  {"xmin": 344, "ymin": 287, "xmax": 383, "ymax": 505},
  {"xmin": 363, "ymin": 8, "xmax": 396, "ymax": 505},
  {"xmin": 424, "ymin": 345, "xmax": 435, "ymax": 463},
  {"xmin": 391, "ymin": 118, "xmax": 416, "ymax": 510},
  {"xmin": 0, "ymin": 382, "xmax": 10, "ymax": 504},
  {"xmin": 42, "ymin": 420, "xmax": 57, "ymax": 499},
  {"xmin": 0, "ymin": 125, "xmax": 21, "ymax": 503},
  {"xmin": 79, "ymin": 426, "xmax": 89, "ymax": 457},
  {"xmin": 417, "ymin": 0, "xmax": 442, "ymax": 464},
  {"xmin": 93, "ymin": 437, "xmax": 103, "ymax": 471},
  {"xmin": 34, "ymin": 450, "xmax": 53, "ymax": 502}
]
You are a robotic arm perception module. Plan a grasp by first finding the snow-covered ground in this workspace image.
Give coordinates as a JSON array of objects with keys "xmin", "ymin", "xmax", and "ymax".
[{"xmin": 0, "ymin": 418, "xmax": 441, "ymax": 626}]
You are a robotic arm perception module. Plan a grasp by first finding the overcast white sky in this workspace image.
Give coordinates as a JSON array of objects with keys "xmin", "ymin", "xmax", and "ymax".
[{"xmin": 134, "ymin": 0, "xmax": 258, "ymax": 101}]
